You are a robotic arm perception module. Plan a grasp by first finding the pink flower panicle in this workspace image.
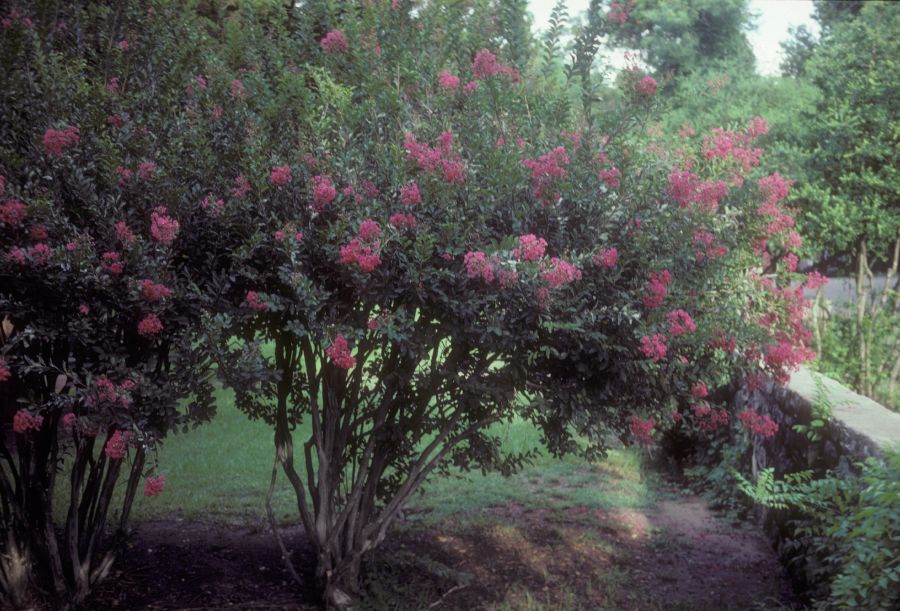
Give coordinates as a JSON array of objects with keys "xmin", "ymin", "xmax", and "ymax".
[
  {"xmin": 389, "ymin": 212, "xmax": 416, "ymax": 231},
  {"xmin": 43, "ymin": 126, "xmax": 80, "ymax": 157},
  {"xmin": 472, "ymin": 48, "xmax": 500, "ymax": 79},
  {"xmin": 326, "ymin": 334, "xmax": 356, "ymax": 369},
  {"xmin": 667, "ymin": 309, "xmax": 696, "ymax": 336},
  {"xmin": 104, "ymin": 430, "xmax": 129, "ymax": 460},
  {"xmin": 13, "ymin": 410, "xmax": 43, "ymax": 434},
  {"xmin": 403, "ymin": 133, "xmax": 467, "ymax": 184},
  {"xmin": 137, "ymin": 314, "xmax": 163, "ymax": 337},
  {"xmin": 598, "ymin": 167, "xmax": 621, "ymax": 188},
  {"xmin": 144, "ymin": 475, "xmax": 166, "ymax": 497},
  {"xmin": 635, "ymin": 75, "xmax": 657, "ymax": 96},
  {"xmin": 738, "ymin": 409, "xmax": 778, "ymax": 438},
  {"xmin": 0, "ymin": 358, "xmax": 10, "ymax": 383},
  {"xmin": 522, "ymin": 146, "xmax": 569, "ymax": 205},
  {"xmin": 270, "ymin": 164, "xmax": 292, "ymax": 187},
  {"xmin": 400, "ymin": 182, "xmax": 421, "ymax": 206},
  {"xmin": 139, "ymin": 279, "xmax": 173, "ymax": 302},
  {"xmin": 116, "ymin": 220, "xmax": 135, "ymax": 245},
  {"xmin": 101, "ymin": 251, "xmax": 124, "ymax": 274},
  {"xmin": 137, "ymin": 161, "xmax": 157, "ymax": 180},
  {"xmin": 62, "ymin": 413, "xmax": 78, "ymax": 428},
  {"xmin": 230, "ymin": 79, "xmax": 246, "ymax": 99},
  {"xmin": 804, "ymin": 271, "xmax": 829, "ymax": 290},
  {"xmin": 311, "ymin": 175, "xmax": 337, "ymax": 212},
  {"xmin": 1, "ymin": 199, "xmax": 27, "ymax": 225},
  {"xmin": 642, "ymin": 270, "xmax": 672, "ymax": 309},
  {"xmin": 231, "ymin": 175, "xmax": 250, "ymax": 199},
  {"xmin": 540, "ymin": 257, "xmax": 582, "ymax": 288},
  {"xmin": 691, "ymin": 382, "xmax": 709, "ymax": 399},
  {"xmin": 667, "ymin": 170, "xmax": 727, "ymax": 213},
  {"xmin": 358, "ymin": 219, "xmax": 382, "ymax": 242},
  {"xmin": 321, "ymin": 30, "xmax": 349, "ymax": 54},
  {"xmin": 639, "ymin": 334, "xmax": 667, "ymax": 361},
  {"xmin": 341, "ymin": 219, "xmax": 383, "ymax": 273},
  {"xmin": 464, "ymin": 251, "xmax": 496, "ymax": 284},
  {"xmin": 201, "ymin": 195, "xmax": 225, "ymax": 216},
  {"xmin": 150, "ymin": 207, "xmax": 179, "ymax": 244},
  {"xmin": 438, "ymin": 71, "xmax": 460, "ymax": 90},
  {"xmin": 512, "ymin": 234, "xmax": 547, "ymax": 262},
  {"xmin": 693, "ymin": 229, "xmax": 726, "ymax": 262},
  {"xmin": 630, "ymin": 415, "xmax": 655, "ymax": 446},
  {"xmin": 593, "ymin": 247, "xmax": 618, "ymax": 269},
  {"xmin": 245, "ymin": 290, "xmax": 268, "ymax": 311}
]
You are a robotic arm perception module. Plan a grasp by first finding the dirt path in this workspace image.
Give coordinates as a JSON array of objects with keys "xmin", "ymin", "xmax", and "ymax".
[{"xmin": 87, "ymin": 491, "xmax": 798, "ymax": 610}]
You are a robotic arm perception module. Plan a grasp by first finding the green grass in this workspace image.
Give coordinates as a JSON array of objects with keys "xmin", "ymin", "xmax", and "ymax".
[{"xmin": 123, "ymin": 390, "xmax": 654, "ymax": 528}]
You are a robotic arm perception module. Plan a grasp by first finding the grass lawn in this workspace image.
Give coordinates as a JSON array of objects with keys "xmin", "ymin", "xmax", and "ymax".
[{"xmin": 126, "ymin": 388, "xmax": 657, "ymax": 527}]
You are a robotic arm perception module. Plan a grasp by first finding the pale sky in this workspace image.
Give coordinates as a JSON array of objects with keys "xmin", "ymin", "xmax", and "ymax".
[{"xmin": 527, "ymin": 0, "xmax": 819, "ymax": 76}]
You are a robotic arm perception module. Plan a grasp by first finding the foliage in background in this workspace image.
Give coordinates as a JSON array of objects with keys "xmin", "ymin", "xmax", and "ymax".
[{"xmin": 738, "ymin": 451, "xmax": 900, "ymax": 611}]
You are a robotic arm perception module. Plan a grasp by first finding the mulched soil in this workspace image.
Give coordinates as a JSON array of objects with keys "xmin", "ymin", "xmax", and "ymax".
[{"xmin": 85, "ymin": 490, "xmax": 802, "ymax": 610}]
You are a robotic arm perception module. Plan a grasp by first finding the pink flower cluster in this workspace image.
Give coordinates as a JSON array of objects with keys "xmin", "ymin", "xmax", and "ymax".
[
  {"xmin": 230, "ymin": 79, "xmax": 246, "ymax": 99},
  {"xmin": 116, "ymin": 220, "xmax": 135, "ymax": 245},
  {"xmin": 598, "ymin": 167, "xmax": 621, "ymax": 188},
  {"xmin": 389, "ymin": 212, "xmax": 416, "ymax": 231},
  {"xmin": 471, "ymin": 49, "xmax": 520, "ymax": 82},
  {"xmin": 522, "ymin": 146, "xmax": 569, "ymax": 205},
  {"xmin": 630, "ymin": 415, "xmax": 655, "ymax": 446},
  {"xmin": 692, "ymin": 229, "xmax": 726, "ymax": 262},
  {"xmin": 201, "ymin": 195, "xmax": 225, "ymax": 217},
  {"xmin": 104, "ymin": 430, "xmax": 131, "ymax": 460},
  {"xmin": 763, "ymin": 339, "xmax": 815, "ymax": 385},
  {"xmin": 667, "ymin": 170, "xmax": 728, "ymax": 213},
  {"xmin": 311, "ymin": 175, "xmax": 337, "ymax": 212},
  {"xmin": 137, "ymin": 161, "xmax": 157, "ymax": 180},
  {"xmin": 403, "ymin": 132, "xmax": 467, "ymax": 184},
  {"xmin": 702, "ymin": 117, "xmax": 767, "ymax": 178},
  {"xmin": 639, "ymin": 334, "xmax": 667, "ymax": 361},
  {"xmin": 400, "ymin": 182, "xmax": 421, "ymax": 206},
  {"xmin": 137, "ymin": 314, "xmax": 163, "ymax": 337},
  {"xmin": 667, "ymin": 309, "xmax": 696, "ymax": 336},
  {"xmin": 438, "ymin": 71, "xmax": 460, "ymax": 91},
  {"xmin": 540, "ymin": 257, "xmax": 581, "ymax": 288},
  {"xmin": 13, "ymin": 410, "xmax": 43, "ymax": 434},
  {"xmin": 139, "ymin": 279, "xmax": 173, "ymax": 302},
  {"xmin": 607, "ymin": 1, "xmax": 632, "ymax": 24},
  {"xmin": 738, "ymin": 409, "xmax": 778, "ymax": 438},
  {"xmin": 231, "ymin": 175, "xmax": 250, "ymax": 199},
  {"xmin": 691, "ymin": 382, "xmax": 708, "ymax": 399},
  {"xmin": 0, "ymin": 357, "xmax": 9, "ymax": 382},
  {"xmin": 144, "ymin": 475, "xmax": 166, "ymax": 497},
  {"xmin": 150, "ymin": 207, "xmax": 179, "ymax": 244},
  {"xmin": 695, "ymin": 405, "xmax": 729, "ymax": 431},
  {"xmin": 593, "ymin": 247, "xmax": 618, "ymax": 269},
  {"xmin": 326, "ymin": 334, "xmax": 356, "ymax": 369},
  {"xmin": 642, "ymin": 270, "xmax": 672, "ymax": 309},
  {"xmin": 320, "ymin": 30, "xmax": 349, "ymax": 54},
  {"xmin": 1, "ymin": 199, "xmax": 27, "ymax": 225},
  {"xmin": 94, "ymin": 376, "xmax": 135, "ymax": 408},
  {"xmin": 341, "ymin": 219, "xmax": 382, "ymax": 272},
  {"xmin": 756, "ymin": 173, "xmax": 795, "ymax": 239},
  {"xmin": 245, "ymin": 290, "xmax": 267, "ymax": 312},
  {"xmin": 804, "ymin": 271, "xmax": 829, "ymax": 290},
  {"xmin": 270, "ymin": 164, "xmax": 292, "ymax": 187},
  {"xmin": 101, "ymin": 251, "xmax": 124, "ymax": 274},
  {"xmin": 635, "ymin": 75, "xmax": 657, "ymax": 96},
  {"xmin": 43, "ymin": 126, "xmax": 80, "ymax": 157},
  {"xmin": 512, "ymin": 234, "xmax": 547, "ymax": 262}
]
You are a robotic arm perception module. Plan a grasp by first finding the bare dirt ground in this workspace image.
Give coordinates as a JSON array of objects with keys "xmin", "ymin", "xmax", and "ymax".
[{"xmin": 87, "ymin": 488, "xmax": 800, "ymax": 610}]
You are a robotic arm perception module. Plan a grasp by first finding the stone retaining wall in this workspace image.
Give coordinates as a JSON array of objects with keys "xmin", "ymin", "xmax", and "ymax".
[{"xmin": 731, "ymin": 366, "xmax": 900, "ymax": 592}]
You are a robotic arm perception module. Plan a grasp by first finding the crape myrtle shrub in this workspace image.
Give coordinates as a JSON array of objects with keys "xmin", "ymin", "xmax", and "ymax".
[
  {"xmin": 0, "ymin": 0, "xmax": 815, "ymax": 608},
  {"xmin": 0, "ymin": 3, "xmax": 220, "ymax": 607}
]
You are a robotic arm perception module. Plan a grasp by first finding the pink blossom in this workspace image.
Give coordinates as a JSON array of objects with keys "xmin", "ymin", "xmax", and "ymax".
[
  {"xmin": 667, "ymin": 309, "xmax": 696, "ymax": 336},
  {"xmin": 144, "ymin": 475, "xmax": 166, "ymax": 497},
  {"xmin": 541, "ymin": 257, "xmax": 581, "ymax": 288},
  {"xmin": 326, "ymin": 334, "xmax": 356, "ymax": 369},
  {"xmin": 783, "ymin": 252, "xmax": 799, "ymax": 272},
  {"xmin": 137, "ymin": 314, "xmax": 163, "ymax": 337},
  {"xmin": 804, "ymin": 271, "xmax": 829, "ymax": 290},
  {"xmin": 195, "ymin": 75, "xmax": 207, "ymax": 91},
  {"xmin": 598, "ymin": 167, "xmax": 621, "ymax": 188},
  {"xmin": 79, "ymin": 304, "xmax": 90, "ymax": 316},
  {"xmin": 320, "ymin": 30, "xmax": 349, "ymax": 54},
  {"xmin": 104, "ymin": 431, "xmax": 128, "ymax": 460},
  {"xmin": 101, "ymin": 251, "xmax": 124, "ymax": 274},
  {"xmin": 137, "ymin": 161, "xmax": 157, "ymax": 180},
  {"xmin": 107, "ymin": 114, "xmax": 125, "ymax": 128},
  {"xmin": 62, "ymin": 413, "xmax": 78, "ymax": 428},
  {"xmin": 361, "ymin": 180, "xmax": 380, "ymax": 199},
  {"xmin": 593, "ymin": 247, "xmax": 618, "ymax": 269},
  {"xmin": 607, "ymin": 2, "xmax": 631, "ymax": 24},
  {"xmin": 230, "ymin": 79, "xmax": 246, "ymax": 99},
  {"xmin": 389, "ymin": 212, "xmax": 416, "ymax": 231},
  {"xmin": 13, "ymin": 411, "xmax": 43, "ymax": 434},
  {"xmin": 738, "ymin": 409, "xmax": 778, "ymax": 438},
  {"xmin": 522, "ymin": 146, "xmax": 569, "ymax": 205},
  {"xmin": 66, "ymin": 241, "xmax": 77, "ymax": 251},
  {"xmin": 463, "ymin": 81, "xmax": 478, "ymax": 94},
  {"xmin": 116, "ymin": 39, "xmax": 129, "ymax": 50},
  {"xmin": 358, "ymin": 219, "xmax": 382, "ymax": 242},
  {"xmin": 270, "ymin": 164, "xmax": 292, "ymax": 187},
  {"xmin": 472, "ymin": 49, "xmax": 500, "ymax": 79},
  {"xmin": 340, "ymin": 239, "xmax": 381, "ymax": 272},
  {"xmin": 512, "ymin": 234, "xmax": 547, "ymax": 262},
  {"xmin": 400, "ymin": 182, "xmax": 421, "ymax": 206},
  {"xmin": 201, "ymin": 195, "xmax": 224, "ymax": 217},
  {"xmin": 438, "ymin": 71, "xmax": 460, "ymax": 90},
  {"xmin": 630, "ymin": 415, "xmax": 655, "ymax": 446},
  {"xmin": 116, "ymin": 166, "xmax": 133, "ymax": 186},
  {"xmin": 30, "ymin": 225, "xmax": 48, "ymax": 241},
  {"xmin": 639, "ymin": 334, "xmax": 667, "ymax": 361},
  {"xmin": 150, "ymin": 207, "xmax": 179, "ymax": 244},
  {"xmin": 6, "ymin": 247, "xmax": 26, "ymax": 266},
  {"xmin": 43, "ymin": 126, "xmax": 80, "ymax": 157},
  {"xmin": 29, "ymin": 243, "xmax": 51, "ymax": 265},
  {"xmin": 0, "ymin": 200, "xmax": 27, "ymax": 225},
  {"xmin": 311, "ymin": 175, "xmax": 337, "ymax": 212},
  {"xmin": 116, "ymin": 220, "xmax": 135, "ymax": 245},
  {"xmin": 464, "ymin": 251, "xmax": 496, "ymax": 284},
  {"xmin": 635, "ymin": 75, "xmax": 657, "ymax": 95},
  {"xmin": 106, "ymin": 77, "xmax": 121, "ymax": 94},
  {"xmin": 245, "ymin": 290, "xmax": 267, "ymax": 312},
  {"xmin": 231, "ymin": 175, "xmax": 250, "ymax": 199},
  {"xmin": 691, "ymin": 383, "xmax": 708, "ymax": 399},
  {"xmin": 0, "ymin": 358, "xmax": 10, "ymax": 383},
  {"xmin": 139, "ymin": 279, "xmax": 173, "ymax": 302},
  {"xmin": 642, "ymin": 270, "xmax": 672, "ymax": 309}
]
